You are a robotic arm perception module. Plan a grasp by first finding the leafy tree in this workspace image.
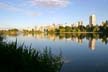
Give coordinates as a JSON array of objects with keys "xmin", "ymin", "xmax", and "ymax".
[
  {"xmin": 65, "ymin": 26, "xmax": 72, "ymax": 32},
  {"xmin": 8, "ymin": 28, "xmax": 19, "ymax": 32},
  {"xmin": 93, "ymin": 25, "xmax": 100, "ymax": 32}
]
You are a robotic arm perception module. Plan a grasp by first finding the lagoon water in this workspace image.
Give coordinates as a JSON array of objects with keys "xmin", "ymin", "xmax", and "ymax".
[{"xmin": 5, "ymin": 33, "xmax": 108, "ymax": 72}]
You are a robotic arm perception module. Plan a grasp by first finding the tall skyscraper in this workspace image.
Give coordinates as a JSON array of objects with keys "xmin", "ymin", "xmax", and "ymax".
[{"xmin": 89, "ymin": 14, "xmax": 96, "ymax": 26}]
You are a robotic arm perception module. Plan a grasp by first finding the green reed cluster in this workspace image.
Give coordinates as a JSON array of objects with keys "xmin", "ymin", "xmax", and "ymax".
[{"xmin": 0, "ymin": 36, "xmax": 63, "ymax": 72}]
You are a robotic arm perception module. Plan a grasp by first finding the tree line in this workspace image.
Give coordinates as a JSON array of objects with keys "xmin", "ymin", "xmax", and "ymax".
[
  {"xmin": 0, "ymin": 20, "xmax": 108, "ymax": 34},
  {"xmin": 55, "ymin": 20, "xmax": 108, "ymax": 33}
]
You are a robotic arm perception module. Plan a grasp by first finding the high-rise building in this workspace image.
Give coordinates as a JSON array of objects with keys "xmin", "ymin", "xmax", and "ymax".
[{"xmin": 89, "ymin": 14, "xmax": 96, "ymax": 26}]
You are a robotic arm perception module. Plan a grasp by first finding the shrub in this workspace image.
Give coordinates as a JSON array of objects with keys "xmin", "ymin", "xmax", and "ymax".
[{"xmin": 0, "ymin": 37, "xmax": 63, "ymax": 72}]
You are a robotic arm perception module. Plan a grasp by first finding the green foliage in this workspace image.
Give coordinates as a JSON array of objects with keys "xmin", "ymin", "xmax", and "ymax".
[
  {"xmin": 65, "ymin": 26, "xmax": 72, "ymax": 32},
  {"xmin": 55, "ymin": 33, "xmax": 108, "ymax": 44},
  {"xmin": 0, "ymin": 37, "xmax": 63, "ymax": 72},
  {"xmin": 98, "ymin": 21, "xmax": 108, "ymax": 33},
  {"xmin": 59, "ymin": 26, "xmax": 65, "ymax": 29},
  {"xmin": 55, "ymin": 29, "xmax": 60, "ymax": 33},
  {"xmin": 93, "ymin": 26, "xmax": 100, "ymax": 32},
  {"xmin": 0, "ymin": 35, "xmax": 3, "ymax": 41},
  {"xmin": 54, "ymin": 20, "xmax": 108, "ymax": 33},
  {"xmin": 8, "ymin": 28, "xmax": 19, "ymax": 32}
]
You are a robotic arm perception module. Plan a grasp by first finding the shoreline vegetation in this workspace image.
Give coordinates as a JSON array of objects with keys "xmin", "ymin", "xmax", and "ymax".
[
  {"xmin": 0, "ymin": 35, "xmax": 63, "ymax": 72},
  {"xmin": 0, "ymin": 20, "xmax": 108, "ymax": 34}
]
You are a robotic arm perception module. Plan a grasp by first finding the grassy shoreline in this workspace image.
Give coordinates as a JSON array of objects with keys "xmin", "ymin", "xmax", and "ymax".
[{"xmin": 0, "ymin": 36, "xmax": 63, "ymax": 72}]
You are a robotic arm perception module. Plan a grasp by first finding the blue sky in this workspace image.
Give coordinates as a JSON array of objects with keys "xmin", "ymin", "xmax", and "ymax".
[{"xmin": 0, "ymin": 0, "xmax": 108, "ymax": 29}]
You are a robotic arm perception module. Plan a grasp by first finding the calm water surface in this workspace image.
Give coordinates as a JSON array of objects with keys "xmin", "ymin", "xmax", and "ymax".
[{"xmin": 5, "ymin": 33, "xmax": 108, "ymax": 72}]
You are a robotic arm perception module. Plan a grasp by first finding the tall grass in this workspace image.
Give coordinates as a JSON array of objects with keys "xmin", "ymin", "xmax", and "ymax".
[{"xmin": 0, "ymin": 36, "xmax": 63, "ymax": 72}]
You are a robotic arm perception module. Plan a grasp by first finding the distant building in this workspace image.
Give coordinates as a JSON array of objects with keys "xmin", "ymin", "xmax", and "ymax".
[
  {"xmin": 35, "ymin": 26, "xmax": 45, "ymax": 32},
  {"xmin": 46, "ymin": 24, "xmax": 56, "ymax": 32},
  {"xmin": 74, "ymin": 22, "xmax": 78, "ymax": 27},
  {"xmin": 25, "ymin": 27, "xmax": 33, "ymax": 31},
  {"xmin": 78, "ymin": 20, "xmax": 83, "ymax": 26},
  {"xmin": 89, "ymin": 14, "xmax": 96, "ymax": 26}
]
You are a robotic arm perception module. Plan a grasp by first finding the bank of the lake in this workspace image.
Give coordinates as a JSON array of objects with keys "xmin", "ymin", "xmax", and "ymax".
[{"xmin": 0, "ymin": 35, "xmax": 63, "ymax": 72}]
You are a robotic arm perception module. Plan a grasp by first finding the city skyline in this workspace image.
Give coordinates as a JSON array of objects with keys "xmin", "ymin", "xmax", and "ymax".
[{"xmin": 0, "ymin": 0, "xmax": 108, "ymax": 29}]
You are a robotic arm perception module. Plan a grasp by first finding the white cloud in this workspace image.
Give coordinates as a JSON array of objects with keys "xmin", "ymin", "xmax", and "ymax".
[{"xmin": 28, "ymin": 0, "xmax": 70, "ymax": 8}]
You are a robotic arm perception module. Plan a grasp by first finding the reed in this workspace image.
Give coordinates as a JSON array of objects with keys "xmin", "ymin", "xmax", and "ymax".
[{"xmin": 0, "ymin": 36, "xmax": 63, "ymax": 72}]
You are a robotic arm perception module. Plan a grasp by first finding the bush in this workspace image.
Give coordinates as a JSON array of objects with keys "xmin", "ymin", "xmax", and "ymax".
[{"xmin": 0, "ymin": 37, "xmax": 63, "ymax": 72}]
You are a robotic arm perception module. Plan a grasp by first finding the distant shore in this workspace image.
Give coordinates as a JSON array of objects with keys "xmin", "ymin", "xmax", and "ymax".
[
  {"xmin": 54, "ymin": 32, "xmax": 102, "ymax": 34},
  {"xmin": 0, "ymin": 31, "xmax": 103, "ymax": 34}
]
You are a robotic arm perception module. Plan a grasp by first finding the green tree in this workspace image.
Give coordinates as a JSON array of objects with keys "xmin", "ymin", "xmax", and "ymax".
[
  {"xmin": 59, "ymin": 26, "xmax": 65, "ymax": 33},
  {"xmin": 93, "ymin": 25, "xmax": 100, "ymax": 32},
  {"xmin": 65, "ymin": 26, "xmax": 72, "ymax": 32}
]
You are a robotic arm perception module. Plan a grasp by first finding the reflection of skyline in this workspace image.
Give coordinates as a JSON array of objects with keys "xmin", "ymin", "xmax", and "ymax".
[
  {"xmin": 22, "ymin": 33, "xmax": 99, "ymax": 51},
  {"xmin": 89, "ymin": 38, "xmax": 96, "ymax": 51},
  {"xmin": 5, "ymin": 33, "xmax": 108, "ymax": 51},
  {"xmin": 22, "ymin": 33, "xmax": 97, "ymax": 49},
  {"xmin": 23, "ymin": 33, "xmax": 59, "ymax": 41}
]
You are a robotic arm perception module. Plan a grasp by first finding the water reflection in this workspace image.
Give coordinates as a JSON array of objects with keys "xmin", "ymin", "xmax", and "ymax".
[
  {"xmin": 4, "ymin": 33, "xmax": 108, "ymax": 72},
  {"xmin": 5, "ymin": 33, "xmax": 108, "ymax": 50},
  {"xmin": 89, "ymin": 38, "xmax": 96, "ymax": 51},
  {"xmin": 22, "ymin": 33, "xmax": 108, "ymax": 42}
]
